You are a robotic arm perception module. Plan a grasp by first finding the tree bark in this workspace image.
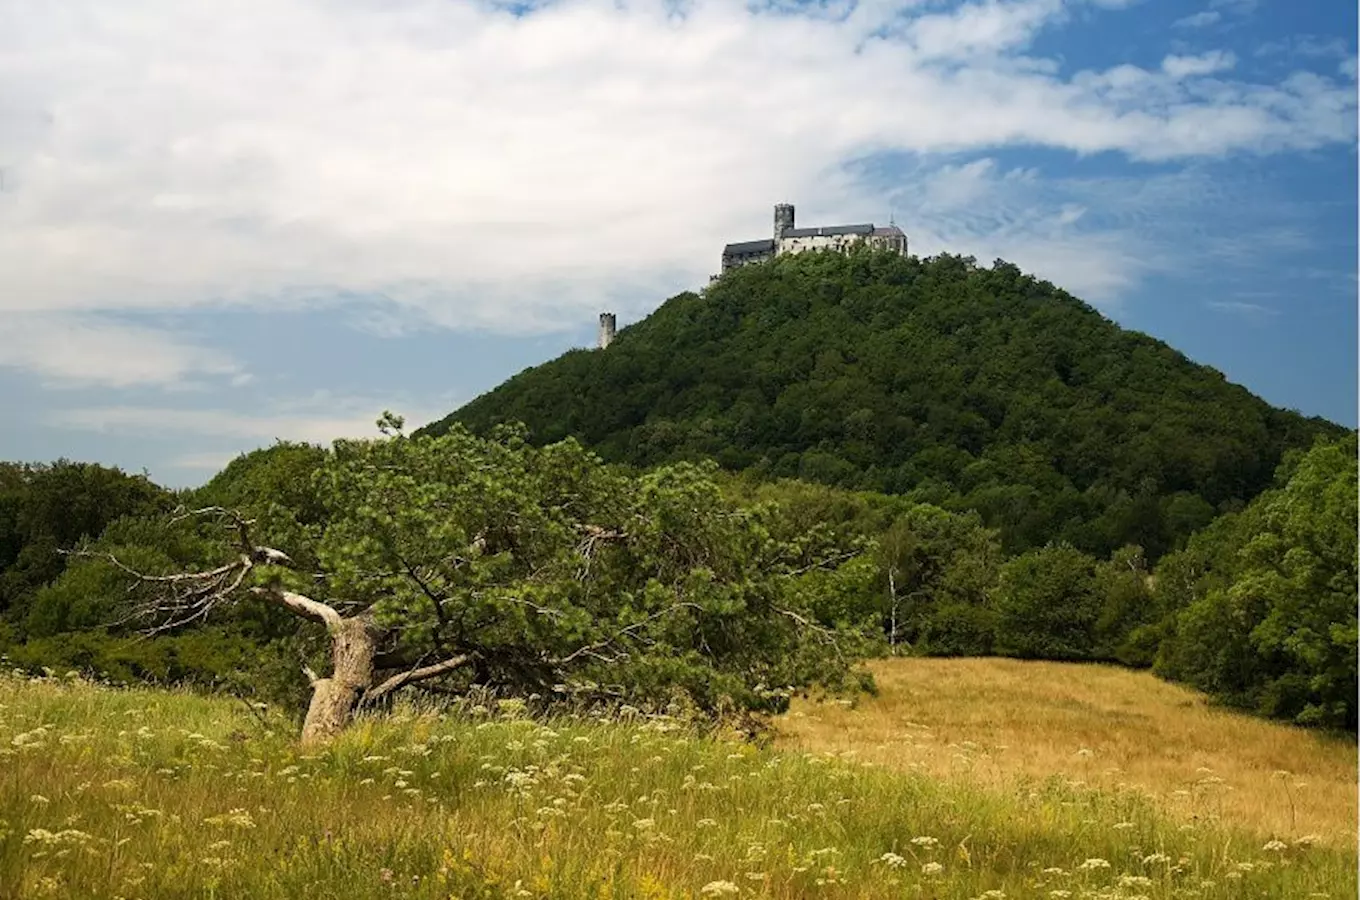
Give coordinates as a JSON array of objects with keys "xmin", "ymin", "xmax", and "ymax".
[{"xmin": 301, "ymin": 612, "xmax": 379, "ymax": 745}]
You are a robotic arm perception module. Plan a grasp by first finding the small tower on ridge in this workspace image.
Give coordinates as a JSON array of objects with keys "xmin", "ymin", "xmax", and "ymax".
[
  {"xmin": 773, "ymin": 203, "xmax": 795, "ymax": 242},
  {"xmin": 598, "ymin": 312, "xmax": 616, "ymax": 350}
]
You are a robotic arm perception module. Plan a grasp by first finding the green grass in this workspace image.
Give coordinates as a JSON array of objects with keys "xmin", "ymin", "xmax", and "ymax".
[{"xmin": 0, "ymin": 672, "xmax": 1354, "ymax": 899}]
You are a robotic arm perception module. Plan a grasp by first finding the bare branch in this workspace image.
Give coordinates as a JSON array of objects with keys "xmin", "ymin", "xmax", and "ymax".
[
  {"xmin": 772, "ymin": 605, "xmax": 845, "ymax": 664},
  {"xmin": 555, "ymin": 602, "xmax": 702, "ymax": 666},
  {"xmin": 169, "ymin": 505, "xmax": 257, "ymax": 552},
  {"xmin": 782, "ymin": 549, "xmax": 863, "ymax": 578},
  {"xmin": 366, "ymin": 653, "xmax": 475, "ymax": 701},
  {"xmin": 249, "ymin": 587, "xmax": 343, "ymax": 630}
]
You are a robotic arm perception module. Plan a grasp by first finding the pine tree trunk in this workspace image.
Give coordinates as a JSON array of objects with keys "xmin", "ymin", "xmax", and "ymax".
[{"xmin": 300, "ymin": 613, "xmax": 379, "ymax": 745}]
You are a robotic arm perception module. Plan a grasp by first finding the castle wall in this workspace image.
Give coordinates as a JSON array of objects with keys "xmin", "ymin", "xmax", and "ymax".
[{"xmin": 777, "ymin": 234, "xmax": 861, "ymax": 256}]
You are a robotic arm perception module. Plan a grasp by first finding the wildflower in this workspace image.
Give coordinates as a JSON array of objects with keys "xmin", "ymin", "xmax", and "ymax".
[
  {"xmin": 203, "ymin": 808, "xmax": 256, "ymax": 829},
  {"xmin": 979, "ymin": 892, "xmax": 1005, "ymax": 899},
  {"xmin": 922, "ymin": 862, "xmax": 944, "ymax": 876},
  {"xmin": 1294, "ymin": 834, "xmax": 1321, "ymax": 847},
  {"xmin": 1112, "ymin": 821, "xmax": 1134, "ymax": 830},
  {"xmin": 877, "ymin": 852, "xmax": 908, "ymax": 868},
  {"xmin": 1077, "ymin": 858, "xmax": 1111, "ymax": 871},
  {"xmin": 1049, "ymin": 892, "xmax": 1071, "ymax": 899},
  {"xmin": 696, "ymin": 818, "xmax": 717, "ymax": 828},
  {"xmin": 1141, "ymin": 853, "xmax": 1170, "ymax": 865},
  {"xmin": 28, "ymin": 795, "xmax": 49, "ymax": 805},
  {"xmin": 910, "ymin": 835, "xmax": 939, "ymax": 848},
  {"xmin": 1262, "ymin": 840, "xmax": 1287, "ymax": 852},
  {"xmin": 1118, "ymin": 875, "xmax": 1153, "ymax": 888},
  {"xmin": 632, "ymin": 818, "xmax": 656, "ymax": 831},
  {"xmin": 700, "ymin": 881, "xmax": 740, "ymax": 897}
]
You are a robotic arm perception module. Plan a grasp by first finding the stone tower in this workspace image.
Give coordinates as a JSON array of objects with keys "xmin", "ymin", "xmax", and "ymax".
[
  {"xmin": 774, "ymin": 203, "xmax": 795, "ymax": 242},
  {"xmin": 598, "ymin": 312, "xmax": 616, "ymax": 350}
]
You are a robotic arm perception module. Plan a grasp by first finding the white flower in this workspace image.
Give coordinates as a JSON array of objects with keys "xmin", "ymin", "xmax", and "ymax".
[
  {"xmin": 877, "ymin": 852, "xmax": 908, "ymax": 868},
  {"xmin": 922, "ymin": 862, "xmax": 944, "ymax": 876},
  {"xmin": 1077, "ymin": 858, "xmax": 1111, "ymax": 870},
  {"xmin": 1262, "ymin": 840, "xmax": 1287, "ymax": 852},
  {"xmin": 910, "ymin": 835, "xmax": 940, "ymax": 848},
  {"xmin": 700, "ymin": 880, "xmax": 740, "ymax": 896}
]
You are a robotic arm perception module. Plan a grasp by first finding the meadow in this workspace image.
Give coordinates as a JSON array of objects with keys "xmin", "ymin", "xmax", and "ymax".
[
  {"xmin": 1, "ymin": 667, "xmax": 1355, "ymax": 900},
  {"xmin": 780, "ymin": 658, "xmax": 1358, "ymax": 848}
]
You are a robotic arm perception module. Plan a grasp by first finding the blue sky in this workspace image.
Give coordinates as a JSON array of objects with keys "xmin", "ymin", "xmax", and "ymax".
[{"xmin": 0, "ymin": 0, "xmax": 1354, "ymax": 487}]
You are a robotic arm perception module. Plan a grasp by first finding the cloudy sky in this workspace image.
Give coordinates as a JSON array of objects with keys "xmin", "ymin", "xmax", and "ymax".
[{"xmin": 1, "ymin": 0, "xmax": 1355, "ymax": 486}]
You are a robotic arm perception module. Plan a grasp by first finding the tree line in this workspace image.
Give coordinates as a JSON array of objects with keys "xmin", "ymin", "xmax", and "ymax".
[{"xmin": 0, "ymin": 423, "xmax": 1354, "ymax": 737}]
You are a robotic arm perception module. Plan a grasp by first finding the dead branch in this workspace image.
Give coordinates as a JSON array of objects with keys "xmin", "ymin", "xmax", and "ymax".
[
  {"xmin": 249, "ymin": 586, "xmax": 343, "ymax": 629},
  {"xmin": 771, "ymin": 605, "xmax": 846, "ymax": 665},
  {"xmin": 366, "ymin": 653, "xmax": 475, "ymax": 701},
  {"xmin": 783, "ymin": 549, "xmax": 863, "ymax": 578},
  {"xmin": 555, "ymin": 601, "xmax": 702, "ymax": 666}
]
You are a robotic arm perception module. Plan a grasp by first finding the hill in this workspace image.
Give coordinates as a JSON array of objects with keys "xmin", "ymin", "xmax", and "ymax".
[
  {"xmin": 2, "ymin": 670, "xmax": 1354, "ymax": 899},
  {"xmin": 422, "ymin": 251, "xmax": 1344, "ymax": 556}
]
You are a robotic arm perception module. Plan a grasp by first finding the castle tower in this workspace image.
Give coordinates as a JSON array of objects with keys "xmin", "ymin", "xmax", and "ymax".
[
  {"xmin": 773, "ymin": 204, "xmax": 795, "ymax": 242},
  {"xmin": 598, "ymin": 312, "xmax": 616, "ymax": 350}
]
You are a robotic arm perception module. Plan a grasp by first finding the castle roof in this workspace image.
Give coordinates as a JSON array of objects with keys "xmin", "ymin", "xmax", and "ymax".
[
  {"xmin": 723, "ymin": 238, "xmax": 776, "ymax": 255},
  {"xmin": 783, "ymin": 223, "xmax": 874, "ymax": 238}
]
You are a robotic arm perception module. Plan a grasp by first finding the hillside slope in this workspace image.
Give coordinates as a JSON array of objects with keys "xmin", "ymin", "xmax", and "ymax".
[
  {"xmin": 423, "ymin": 252, "xmax": 1343, "ymax": 555},
  {"xmin": 779, "ymin": 657, "xmax": 1358, "ymax": 847}
]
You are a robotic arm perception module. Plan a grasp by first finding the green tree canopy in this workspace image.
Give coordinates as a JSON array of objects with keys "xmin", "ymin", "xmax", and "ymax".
[{"xmin": 424, "ymin": 251, "xmax": 1340, "ymax": 558}]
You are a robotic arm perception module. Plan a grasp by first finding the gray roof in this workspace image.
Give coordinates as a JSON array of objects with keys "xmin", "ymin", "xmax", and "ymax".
[
  {"xmin": 783, "ymin": 224, "xmax": 874, "ymax": 238},
  {"xmin": 723, "ymin": 238, "xmax": 776, "ymax": 255}
]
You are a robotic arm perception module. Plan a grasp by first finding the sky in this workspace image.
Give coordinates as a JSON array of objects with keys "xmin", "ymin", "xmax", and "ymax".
[{"xmin": 0, "ymin": 0, "xmax": 1355, "ymax": 488}]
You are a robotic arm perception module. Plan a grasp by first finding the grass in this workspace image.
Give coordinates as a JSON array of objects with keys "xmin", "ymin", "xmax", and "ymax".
[
  {"xmin": 0, "ymin": 668, "xmax": 1355, "ymax": 900},
  {"xmin": 778, "ymin": 657, "xmax": 1358, "ymax": 849}
]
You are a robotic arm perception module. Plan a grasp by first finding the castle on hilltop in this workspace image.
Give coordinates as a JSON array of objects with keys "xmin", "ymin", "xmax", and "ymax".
[
  {"xmin": 720, "ymin": 204, "xmax": 908, "ymax": 273},
  {"xmin": 596, "ymin": 205, "xmax": 908, "ymax": 351}
]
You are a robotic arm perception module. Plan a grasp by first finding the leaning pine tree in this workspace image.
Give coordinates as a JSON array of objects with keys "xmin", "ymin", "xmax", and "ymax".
[{"xmin": 85, "ymin": 416, "xmax": 865, "ymax": 743}]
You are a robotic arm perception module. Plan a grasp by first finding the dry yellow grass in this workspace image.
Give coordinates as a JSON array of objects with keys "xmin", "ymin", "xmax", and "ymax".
[{"xmin": 777, "ymin": 657, "xmax": 1358, "ymax": 847}]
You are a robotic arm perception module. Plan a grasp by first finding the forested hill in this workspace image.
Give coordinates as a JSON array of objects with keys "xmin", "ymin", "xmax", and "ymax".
[{"xmin": 421, "ymin": 251, "xmax": 1345, "ymax": 556}]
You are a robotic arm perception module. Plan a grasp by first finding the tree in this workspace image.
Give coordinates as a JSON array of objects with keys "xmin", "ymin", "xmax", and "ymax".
[
  {"xmin": 1154, "ymin": 435, "xmax": 1358, "ymax": 728},
  {"xmin": 0, "ymin": 460, "xmax": 169, "ymax": 626},
  {"xmin": 82, "ymin": 418, "xmax": 865, "ymax": 743},
  {"xmin": 874, "ymin": 505, "xmax": 1001, "ymax": 654},
  {"xmin": 993, "ymin": 544, "xmax": 1100, "ymax": 660}
]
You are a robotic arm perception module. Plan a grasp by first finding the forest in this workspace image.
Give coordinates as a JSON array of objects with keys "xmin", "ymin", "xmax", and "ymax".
[
  {"xmin": 429, "ymin": 252, "xmax": 1342, "ymax": 558},
  {"xmin": 1, "ymin": 251, "xmax": 1355, "ymax": 734}
]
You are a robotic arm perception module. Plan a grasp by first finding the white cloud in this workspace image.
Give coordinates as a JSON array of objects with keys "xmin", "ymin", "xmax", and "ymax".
[
  {"xmin": 0, "ymin": 0, "xmax": 1352, "ymax": 343},
  {"xmin": 1172, "ymin": 10, "xmax": 1220, "ymax": 29},
  {"xmin": 905, "ymin": 0, "xmax": 1064, "ymax": 60},
  {"xmin": 46, "ymin": 394, "xmax": 450, "ymax": 446},
  {"xmin": 1207, "ymin": 299, "xmax": 1278, "ymax": 317},
  {"xmin": 0, "ymin": 314, "xmax": 243, "ymax": 387},
  {"xmin": 1162, "ymin": 51, "xmax": 1236, "ymax": 79}
]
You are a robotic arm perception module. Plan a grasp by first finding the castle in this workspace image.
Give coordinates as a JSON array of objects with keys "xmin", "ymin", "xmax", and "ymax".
[
  {"xmin": 596, "ymin": 205, "xmax": 908, "ymax": 351},
  {"xmin": 720, "ymin": 204, "xmax": 908, "ymax": 272}
]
